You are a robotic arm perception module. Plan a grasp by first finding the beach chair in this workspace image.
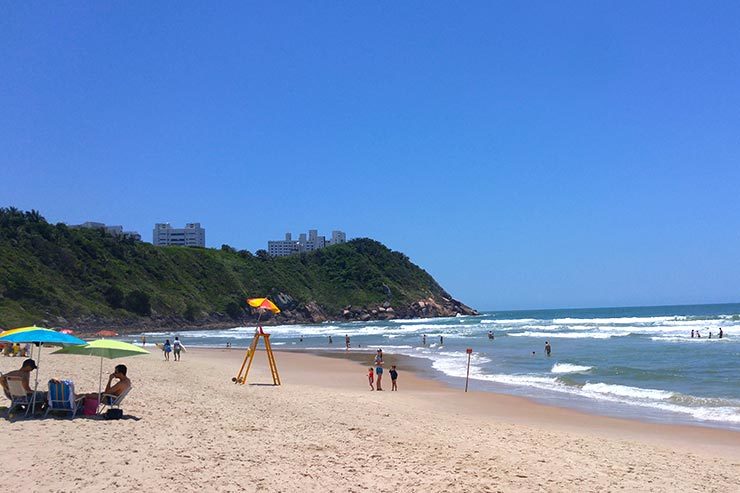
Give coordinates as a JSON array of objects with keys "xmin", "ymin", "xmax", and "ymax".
[
  {"xmin": 0, "ymin": 371, "xmax": 9, "ymax": 401},
  {"xmin": 99, "ymin": 386, "xmax": 132, "ymax": 414},
  {"xmin": 45, "ymin": 380, "xmax": 84, "ymax": 418},
  {"xmin": 5, "ymin": 376, "xmax": 32, "ymax": 418}
]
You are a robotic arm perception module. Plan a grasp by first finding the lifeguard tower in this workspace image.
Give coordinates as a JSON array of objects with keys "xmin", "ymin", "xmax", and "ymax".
[{"xmin": 232, "ymin": 298, "xmax": 281, "ymax": 386}]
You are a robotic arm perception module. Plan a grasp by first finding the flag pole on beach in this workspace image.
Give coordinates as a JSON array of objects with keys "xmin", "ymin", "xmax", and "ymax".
[{"xmin": 465, "ymin": 348, "xmax": 473, "ymax": 392}]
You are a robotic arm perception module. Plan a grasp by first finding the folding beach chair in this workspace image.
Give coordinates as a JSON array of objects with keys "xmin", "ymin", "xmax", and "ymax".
[
  {"xmin": 5, "ymin": 376, "xmax": 32, "ymax": 418},
  {"xmin": 0, "ymin": 371, "xmax": 9, "ymax": 401},
  {"xmin": 45, "ymin": 380, "xmax": 84, "ymax": 418},
  {"xmin": 99, "ymin": 386, "xmax": 132, "ymax": 414}
]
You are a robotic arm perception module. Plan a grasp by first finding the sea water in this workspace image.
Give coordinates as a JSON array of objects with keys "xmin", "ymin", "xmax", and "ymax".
[{"xmin": 140, "ymin": 303, "xmax": 740, "ymax": 430}]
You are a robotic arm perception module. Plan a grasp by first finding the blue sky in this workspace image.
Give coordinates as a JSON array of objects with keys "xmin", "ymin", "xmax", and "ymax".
[{"xmin": 2, "ymin": 2, "xmax": 739, "ymax": 310}]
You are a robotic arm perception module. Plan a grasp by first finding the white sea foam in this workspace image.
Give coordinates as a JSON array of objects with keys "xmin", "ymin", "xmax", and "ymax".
[
  {"xmin": 552, "ymin": 316, "xmax": 679, "ymax": 325},
  {"xmin": 551, "ymin": 363, "xmax": 592, "ymax": 374},
  {"xmin": 582, "ymin": 382, "xmax": 674, "ymax": 401},
  {"xmin": 508, "ymin": 331, "xmax": 625, "ymax": 339},
  {"xmin": 481, "ymin": 318, "xmax": 539, "ymax": 325}
]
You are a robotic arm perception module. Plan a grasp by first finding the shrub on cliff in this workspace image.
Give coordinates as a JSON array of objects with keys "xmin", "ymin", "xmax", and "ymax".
[{"xmin": 124, "ymin": 290, "xmax": 151, "ymax": 316}]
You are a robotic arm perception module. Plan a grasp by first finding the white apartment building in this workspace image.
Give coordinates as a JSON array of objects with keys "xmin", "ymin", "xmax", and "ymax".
[
  {"xmin": 153, "ymin": 222, "xmax": 206, "ymax": 247},
  {"xmin": 268, "ymin": 233, "xmax": 300, "ymax": 257},
  {"xmin": 72, "ymin": 221, "xmax": 141, "ymax": 241},
  {"xmin": 329, "ymin": 230, "xmax": 346, "ymax": 245},
  {"xmin": 268, "ymin": 229, "xmax": 347, "ymax": 256}
]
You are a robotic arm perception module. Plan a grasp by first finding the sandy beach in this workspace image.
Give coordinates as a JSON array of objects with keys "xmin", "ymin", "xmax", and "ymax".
[{"xmin": 1, "ymin": 346, "xmax": 739, "ymax": 492}]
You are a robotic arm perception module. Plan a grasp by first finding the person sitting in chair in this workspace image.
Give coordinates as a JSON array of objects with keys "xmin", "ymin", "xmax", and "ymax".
[
  {"xmin": 0, "ymin": 359, "xmax": 46, "ymax": 403},
  {"xmin": 83, "ymin": 364, "xmax": 131, "ymax": 404}
]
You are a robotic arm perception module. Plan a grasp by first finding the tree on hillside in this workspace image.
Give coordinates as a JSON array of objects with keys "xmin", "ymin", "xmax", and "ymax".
[{"xmin": 124, "ymin": 290, "xmax": 151, "ymax": 316}]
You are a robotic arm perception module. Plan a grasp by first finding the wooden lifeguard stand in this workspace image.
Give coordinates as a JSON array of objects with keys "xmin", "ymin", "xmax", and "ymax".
[{"xmin": 233, "ymin": 327, "xmax": 281, "ymax": 385}]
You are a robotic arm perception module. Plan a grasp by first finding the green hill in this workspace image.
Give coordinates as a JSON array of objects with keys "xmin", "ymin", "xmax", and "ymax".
[{"xmin": 0, "ymin": 208, "xmax": 476, "ymax": 331}]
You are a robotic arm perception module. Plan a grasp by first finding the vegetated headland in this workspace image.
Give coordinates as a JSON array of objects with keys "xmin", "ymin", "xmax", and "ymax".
[{"xmin": 0, "ymin": 208, "xmax": 477, "ymax": 332}]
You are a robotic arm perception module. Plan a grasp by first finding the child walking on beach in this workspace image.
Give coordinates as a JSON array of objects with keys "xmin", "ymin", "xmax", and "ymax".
[
  {"xmin": 390, "ymin": 365, "xmax": 398, "ymax": 391},
  {"xmin": 368, "ymin": 367, "xmax": 375, "ymax": 391}
]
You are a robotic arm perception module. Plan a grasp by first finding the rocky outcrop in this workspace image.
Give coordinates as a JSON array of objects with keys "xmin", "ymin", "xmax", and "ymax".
[{"xmin": 46, "ymin": 292, "xmax": 477, "ymax": 335}]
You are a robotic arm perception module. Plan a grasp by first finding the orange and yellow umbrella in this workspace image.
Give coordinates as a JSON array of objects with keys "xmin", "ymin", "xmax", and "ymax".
[{"xmin": 247, "ymin": 298, "xmax": 281, "ymax": 314}]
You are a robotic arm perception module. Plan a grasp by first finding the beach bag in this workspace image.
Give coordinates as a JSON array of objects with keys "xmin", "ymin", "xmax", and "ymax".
[
  {"xmin": 105, "ymin": 408, "xmax": 123, "ymax": 420},
  {"xmin": 82, "ymin": 397, "xmax": 99, "ymax": 416}
]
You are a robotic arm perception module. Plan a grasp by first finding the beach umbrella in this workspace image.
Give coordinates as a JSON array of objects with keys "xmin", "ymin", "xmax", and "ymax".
[
  {"xmin": 0, "ymin": 326, "xmax": 86, "ymax": 413},
  {"xmin": 52, "ymin": 339, "xmax": 148, "ymax": 410},
  {"xmin": 0, "ymin": 326, "xmax": 38, "ymax": 338},
  {"xmin": 247, "ymin": 297, "xmax": 281, "ymax": 314},
  {"xmin": 96, "ymin": 330, "xmax": 119, "ymax": 337},
  {"xmin": 0, "ymin": 326, "xmax": 38, "ymax": 358}
]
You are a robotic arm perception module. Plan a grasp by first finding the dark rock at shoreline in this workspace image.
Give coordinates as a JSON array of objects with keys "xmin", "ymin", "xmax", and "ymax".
[{"xmin": 50, "ymin": 296, "xmax": 478, "ymax": 336}]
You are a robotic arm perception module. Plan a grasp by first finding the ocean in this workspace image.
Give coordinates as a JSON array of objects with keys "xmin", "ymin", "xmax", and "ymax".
[{"xmin": 139, "ymin": 303, "xmax": 740, "ymax": 430}]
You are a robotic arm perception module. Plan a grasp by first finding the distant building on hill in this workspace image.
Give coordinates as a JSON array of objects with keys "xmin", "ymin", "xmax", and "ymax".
[
  {"xmin": 71, "ymin": 221, "xmax": 141, "ymax": 241},
  {"xmin": 153, "ymin": 222, "xmax": 205, "ymax": 247},
  {"xmin": 268, "ymin": 229, "xmax": 347, "ymax": 257}
]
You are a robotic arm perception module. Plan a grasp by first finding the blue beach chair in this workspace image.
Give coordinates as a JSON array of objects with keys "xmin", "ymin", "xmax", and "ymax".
[{"xmin": 45, "ymin": 379, "xmax": 84, "ymax": 418}]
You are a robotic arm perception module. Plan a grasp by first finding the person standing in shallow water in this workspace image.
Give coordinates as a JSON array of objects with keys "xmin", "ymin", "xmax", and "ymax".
[
  {"xmin": 545, "ymin": 341, "xmax": 552, "ymax": 357},
  {"xmin": 719, "ymin": 328, "xmax": 723, "ymax": 338},
  {"xmin": 345, "ymin": 334, "xmax": 350, "ymax": 350}
]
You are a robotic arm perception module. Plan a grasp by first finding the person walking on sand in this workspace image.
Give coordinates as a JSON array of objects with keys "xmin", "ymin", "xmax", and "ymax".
[
  {"xmin": 368, "ymin": 367, "xmax": 375, "ymax": 391},
  {"xmin": 390, "ymin": 365, "xmax": 398, "ymax": 391},
  {"xmin": 163, "ymin": 339, "xmax": 172, "ymax": 361},
  {"xmin": 141, "ymin": 335, "xmax": 147, "ymax": 346},
  {"xmin": 374, "ymin": 349, "xmax": 384, "ymax": 391},
  {"xmin": 173, "ymin": 337, "xmax": 185, "ymax": 361},
  {"xmin": 545, "ymin": 341, "xmax": 552, "ymax": 357}
]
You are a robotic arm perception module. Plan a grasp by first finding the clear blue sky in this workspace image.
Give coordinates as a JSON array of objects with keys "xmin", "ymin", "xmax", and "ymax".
[{"xmin": 2, "ymin": 2, "xmax": 739, "ymax": 310}]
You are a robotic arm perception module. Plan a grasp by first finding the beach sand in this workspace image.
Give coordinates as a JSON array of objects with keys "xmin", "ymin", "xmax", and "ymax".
[{"xmin": 1, "ymin": 347, "xmax": 739, "ymax": 492}]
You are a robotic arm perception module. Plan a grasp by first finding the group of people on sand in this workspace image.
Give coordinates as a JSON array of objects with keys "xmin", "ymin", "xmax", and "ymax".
[
  {"xmin": 691, "ymin": 328, "xmax": 723, "ymax": 339},
  {"xmin": 1, "ymin": 342, "xmax": 30, "ymax": 358},
  {"xmin": 0, "ymin": 358, "xmax": 131, "ymax": 413},
  {"xmin": 367, "ymin": 348, "xmax": 398, "ymax": 391},
  {"xmin": 161, "ymin": 337, "xmax": 186, "ymax": 361}
]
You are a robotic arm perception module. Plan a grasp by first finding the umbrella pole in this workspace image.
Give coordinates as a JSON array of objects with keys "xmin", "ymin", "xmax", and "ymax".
[
  {"xmin": 31, "ymin": 343, "xmax": 42, "ymax": 415},
  {"xmin": 97, "ymin": 356, "xmax": 103, "ymax": 414}
]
